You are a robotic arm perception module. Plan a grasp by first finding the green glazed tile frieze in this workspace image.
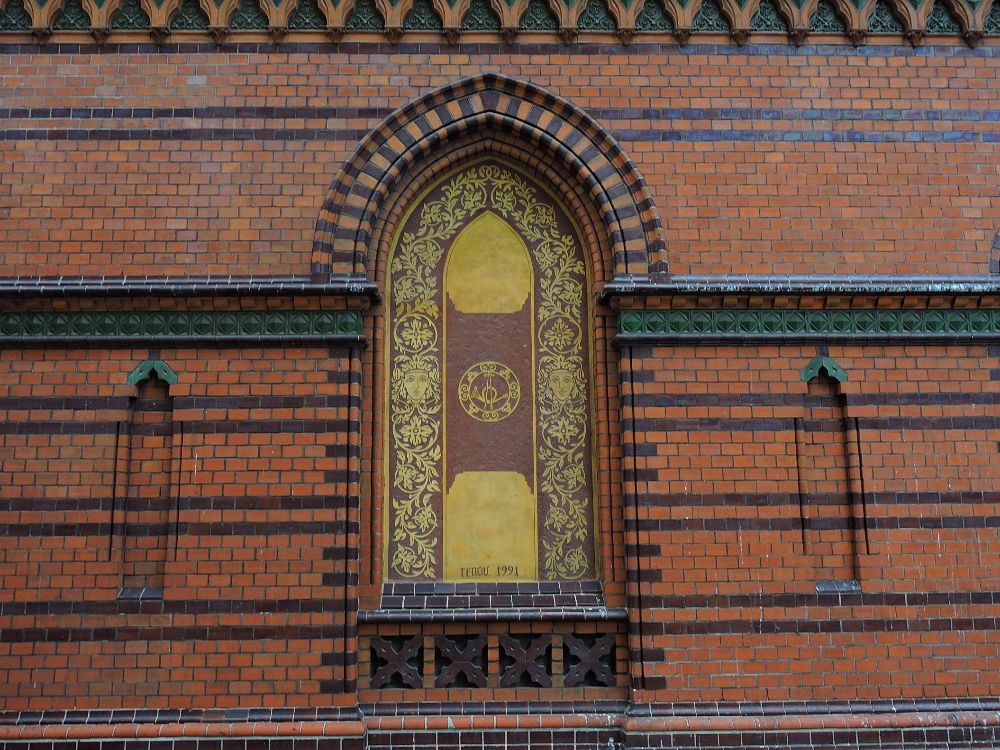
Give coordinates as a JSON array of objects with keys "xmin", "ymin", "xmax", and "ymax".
[
  {"xmin": 345, "ymin": 0, "xmax": 385, "ymax": 28},
  {"xmin": 110, "ymin": 0, "xmax": 151, "ymax": 29},
  {"xmin": 692, "ymin": 0, "xmax": 729, "ymax": 30},
  {"xmin": 229, "ymin": 0, "xmax": 269, "ymax": 29},
  {"xmin": 0, "ymin": 0, "xmax": 32, "ymax": 30},
  {"xmin": 751, "ymin": 0, "xmax": 788, "ymax": 30},
  {"xmin": 169, "ymin": 0, "xmax": 210, "ymax": 28},
  {"xmin": 52, "ymin": 0, "xmax": 91, "ymax": 30},
  {"xmin": 924, "ymin": 0, "xmax": 961, "ymax": 32},
  {"xmin": 0, "ymin": 309, "xmax": 365, "ymax": 343},
  {"xmin": 461, "ymin": 0, "xmax": 500, "ymax": 29},
  {"xmin": 403, "ymin": 0, "xmax": 442, "ymax": 29},
  {"xmin": 868, "ymin": 0, "xmax": 905, "ymax": 31},
  {"xmin": 618, "ymin": 307, "xmax": 1000, "ymax": 339},
  {"xmin": 288, "ymin": 0, "xmax": 327, "ymax": 27},
  {"xmin": 635, "ymin": 0, "xmax": 673, "ymax": 30},
  {"xmin": 809, "ymin": 0, "xmax": 847, "ymax": 31},
  {"xmin": 579, "ymin": 0, "xmax": 617, "ymax": 29},
  {"xmin": 520, "ymin": 0, "xmax": 559, "ymax": 28}
]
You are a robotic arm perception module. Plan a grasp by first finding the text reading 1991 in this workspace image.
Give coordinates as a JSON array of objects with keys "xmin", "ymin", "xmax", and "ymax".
[{"xmin": 460, "ymin": 566, "xmax": 519, "ymax": 577}]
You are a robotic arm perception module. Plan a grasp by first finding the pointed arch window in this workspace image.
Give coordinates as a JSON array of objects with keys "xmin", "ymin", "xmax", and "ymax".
[{"xmin": 384, "ymin": 160, "xmax": 598, "ymax": 583}]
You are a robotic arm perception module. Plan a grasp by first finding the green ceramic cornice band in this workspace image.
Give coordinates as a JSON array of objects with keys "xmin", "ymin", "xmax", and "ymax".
[
  {"xmin": 617, "ymin": 307, "xmax": 1000, "ymax": 342},
  {"xmin": 0, "ymin": 309, "xmax": 365, "ymax": 345}
]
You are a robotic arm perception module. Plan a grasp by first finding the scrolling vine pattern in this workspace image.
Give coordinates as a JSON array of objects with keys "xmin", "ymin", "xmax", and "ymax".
[
  {"xmin": 388, "ymin": 181, "xmax": 455, "ymax": 579},
  {"xmin": 525, "ymin": 192, "xmax": 591, "ymax": 581},
  {"xmin": 389, "ymin": 164, "xmax": 592, "ymax": 581}
]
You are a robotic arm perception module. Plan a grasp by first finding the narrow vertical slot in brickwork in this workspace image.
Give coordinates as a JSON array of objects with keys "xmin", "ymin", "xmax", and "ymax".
[
  {"xmin": 122, "ymin": 373, "xmax": 174, "ymax": 593},
  {"xmin": 845, "ymin": 414, "xmax": 871, "ymax": 555},
  {"xmin": 801, "ymin": 375, "xmax": 857, "ymax": 583},
  {"xmin": 109, "ymin": 419, "xmax": 125, "ymax": 563},
  {"xmin": 793, "ymin": 416, "xmax": 808, "ymax": 554}
]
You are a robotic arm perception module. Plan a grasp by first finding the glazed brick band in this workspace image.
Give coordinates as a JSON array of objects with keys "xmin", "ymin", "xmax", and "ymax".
[
  {"xmin": 640, "ymin": 616, "xmax": 1000, "ymax": 636},
  {"xmin": 0, "ymin": 597, "xmax": 351, "ymax": 616},
  {"xmin": 631, "ymin": 491, "xmax": 1000, "ymax": 507},
  {"xmin": 0, "ymin": 625, "xmax": 347, "ymax": 643},
  {"xmin": 625, "ymin": 415, "xmax": 1000, "ymax": 432},
  {"xmin": 0, "ymin": 494, "xmax": 352, "ymax": 513},
  {"xmin": 6, "ymin": 414, "xmax": 994, "ymax": 437},
  {"xmin": 0, "ymin": 419, "xmax": 355, "ymax": 434},
  {"xmin": 628, "ymin": 391, "xmax": 1000, "ymax": 408}
]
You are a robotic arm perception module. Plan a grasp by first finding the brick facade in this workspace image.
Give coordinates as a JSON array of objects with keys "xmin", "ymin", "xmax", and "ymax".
[{"xmin": 2, "ymin": 27, "xmax": 1000, "ymax": 750}]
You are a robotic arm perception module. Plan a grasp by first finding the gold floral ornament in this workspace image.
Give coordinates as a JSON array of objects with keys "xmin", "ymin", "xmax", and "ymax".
[
  {"xmin": 458, "ymin": 361, "xmax": 521, "ymax": 423},
  {"xmin": 389, "ymin": 354, "xmax": 442, "ymax": 578}
]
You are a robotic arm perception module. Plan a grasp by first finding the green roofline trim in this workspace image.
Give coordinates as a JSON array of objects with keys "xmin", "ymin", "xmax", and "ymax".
[
  {"xmin": 800, "ymin": 356, "xmax": 848, "ymax": 383},
  {"xmin": 127, "ymin": 360, "xmax": 179, "ymax": 386},
  {"xmin": 0, "ymin": 309, "xmax": 365, "ymax": 344},
  {"xmin": 617, "ymin": 308, "xmax": 1000, "ymax": 341}
]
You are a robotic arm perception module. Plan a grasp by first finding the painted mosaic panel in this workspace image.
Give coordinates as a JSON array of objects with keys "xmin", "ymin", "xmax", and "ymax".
[{"xmin": 385, "ymin": 161, "xmax": 597, "ymax": 583}]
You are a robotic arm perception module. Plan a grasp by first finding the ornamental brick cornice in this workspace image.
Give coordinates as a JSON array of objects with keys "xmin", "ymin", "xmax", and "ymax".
[
  {"xmin": 0, "ymin": 274, "xmax": 381, "ymax": 302},
  {"xmin": 601, "ymin": 273, "xmax": 1000, "ymax": 301}
]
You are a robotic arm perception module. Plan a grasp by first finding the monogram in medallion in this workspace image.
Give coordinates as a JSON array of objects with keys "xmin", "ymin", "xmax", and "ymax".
[{"xmin": 457, "ymin": 361, "xmax": 521, "ymax": 423}]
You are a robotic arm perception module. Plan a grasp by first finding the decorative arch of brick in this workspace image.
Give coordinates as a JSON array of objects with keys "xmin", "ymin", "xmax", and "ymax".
[{"xmin": 312, "ymin": 73, "xmax": 667, "ymax": 286}]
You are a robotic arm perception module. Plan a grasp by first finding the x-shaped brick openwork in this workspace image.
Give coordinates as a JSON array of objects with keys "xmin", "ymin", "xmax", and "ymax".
[
  {"xmin": 563, "ymin": 633, "xmax": 616, "ymax": 687},
  {"xmin": 499, "ymin": 634, "xmax": 553, "ymax": 687},
  {"xmin": 434, "ymin": 635, "xmax": 489, "ymax": 688},
  {"xmin": 370, "ymin": 635, "xmax": 424, "ymax": 689}
]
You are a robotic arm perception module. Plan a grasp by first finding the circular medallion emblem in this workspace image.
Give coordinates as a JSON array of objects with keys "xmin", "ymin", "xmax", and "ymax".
[{"xmin": 457, "ymin": 361, "xmax": 521, "ymax": 423}]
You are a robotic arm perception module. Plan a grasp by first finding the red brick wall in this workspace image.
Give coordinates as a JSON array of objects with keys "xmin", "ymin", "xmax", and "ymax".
[
  {"xmin": 1, "ymin": 44, "xmax": 999, "ymax": 279},
  {"xmin": 2, "ymin": 36, "xmax": 1000, "ymax": 750},
  {"xmin": 0, "ymin": 344, "xmax": 357, "ymax": 710},
  {"xmin": 621, "ymin": 342, "xmax": 1000, "ymax": 702}
]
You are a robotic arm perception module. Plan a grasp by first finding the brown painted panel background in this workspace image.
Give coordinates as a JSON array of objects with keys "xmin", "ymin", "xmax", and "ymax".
[{"xmin": 444, "ymin": 298, "xmax": 535, "ymax": 487}]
